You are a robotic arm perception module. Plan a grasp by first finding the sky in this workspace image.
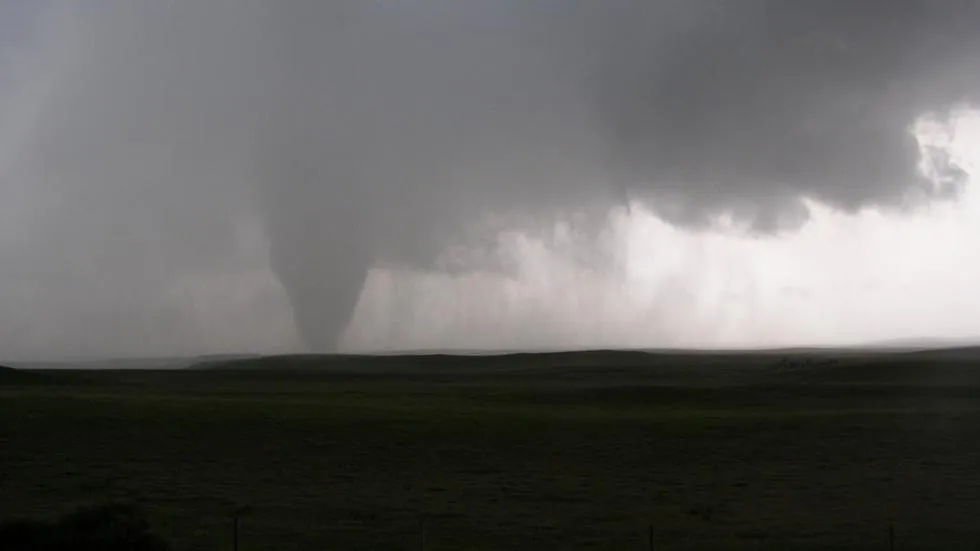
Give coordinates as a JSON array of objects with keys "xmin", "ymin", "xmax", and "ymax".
[{"xmin": 0, "ymin": 1, "xmax": 979, "ymax": 359}]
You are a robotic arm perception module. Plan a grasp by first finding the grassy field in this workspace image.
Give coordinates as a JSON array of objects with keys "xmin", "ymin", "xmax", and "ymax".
[{"xmin": 3, "ymin": 350, "xmax": 980, "ymax": 550}]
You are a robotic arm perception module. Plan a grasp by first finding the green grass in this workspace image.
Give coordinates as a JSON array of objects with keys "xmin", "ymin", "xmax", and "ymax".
[{"xmin": 3, "ymin": 351, "xmax": 980, "ymax": 550}]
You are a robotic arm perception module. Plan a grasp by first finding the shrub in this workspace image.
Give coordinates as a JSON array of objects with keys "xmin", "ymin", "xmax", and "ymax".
[{"xmin": 0, "ymin": 502, "xmax": 170, "ymax": 551}]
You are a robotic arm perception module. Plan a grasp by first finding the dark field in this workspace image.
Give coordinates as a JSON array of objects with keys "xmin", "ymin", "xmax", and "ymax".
[{"xmin": 3, "ymin": 350, "xmax": 980, "ymax": 550}]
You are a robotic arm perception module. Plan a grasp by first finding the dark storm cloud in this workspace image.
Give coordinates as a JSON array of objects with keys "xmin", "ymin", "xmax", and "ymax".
[
  {"xmin": 3, "ymin": 0, "xmax": 979, "ymax": 354},
  {"xmin": 589, "ymin": 0, "xmax": 980, "ymax": 226}
]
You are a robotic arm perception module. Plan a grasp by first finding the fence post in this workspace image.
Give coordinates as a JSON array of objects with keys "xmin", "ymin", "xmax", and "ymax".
[{"xmin": 232, "ymin": 505, "xmax": 251, "ymax": 551}]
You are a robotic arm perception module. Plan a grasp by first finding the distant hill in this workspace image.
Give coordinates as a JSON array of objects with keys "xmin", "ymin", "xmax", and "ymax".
[
  {"xmin": 8, "ymin": 354, "xmax": 261, "ymax": 371},
  {"xmin": 0, "ymin": 364, "xmax": 41, "ymax": 383},
  {"xmin": 192, "ymin": 346, "xmax": 893, "ymax": 371},
  {"xmin": 189, "ymin": 348, "xmax": 847, "ymax": 378},
  {"xmin": 195, "ymin": 349, "xmax": 683, "ymax": 368},
  {"xmin": 187, "ymin": 346, "xmax": 980, "ymax": 388},
  {"xmin": 860, "ymin": 337, "xmax": 980, "ymax": 351}
]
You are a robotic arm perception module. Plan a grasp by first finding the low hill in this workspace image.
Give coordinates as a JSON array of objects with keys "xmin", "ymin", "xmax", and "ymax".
[
  {"xmin": 190, "ymin": 349, "xmax": 783, "ymax": 374},
  {"xmin": 0, "ymin": 364, "xmax": 40, "ymax": 383},
  {"xmin": 189, "ymin": 346, "xmax": 980, "ymax": 388}
]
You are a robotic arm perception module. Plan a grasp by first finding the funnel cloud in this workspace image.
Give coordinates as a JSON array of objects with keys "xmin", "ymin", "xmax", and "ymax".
[{"xmin": 2, "ymin": 1, "xmax": 979, "ymax": 354}]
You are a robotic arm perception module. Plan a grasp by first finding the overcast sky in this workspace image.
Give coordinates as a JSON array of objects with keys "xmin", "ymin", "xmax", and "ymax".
[{"xmin": 0, "ymin": 1, "xmax": 979, "ymax": 359}]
